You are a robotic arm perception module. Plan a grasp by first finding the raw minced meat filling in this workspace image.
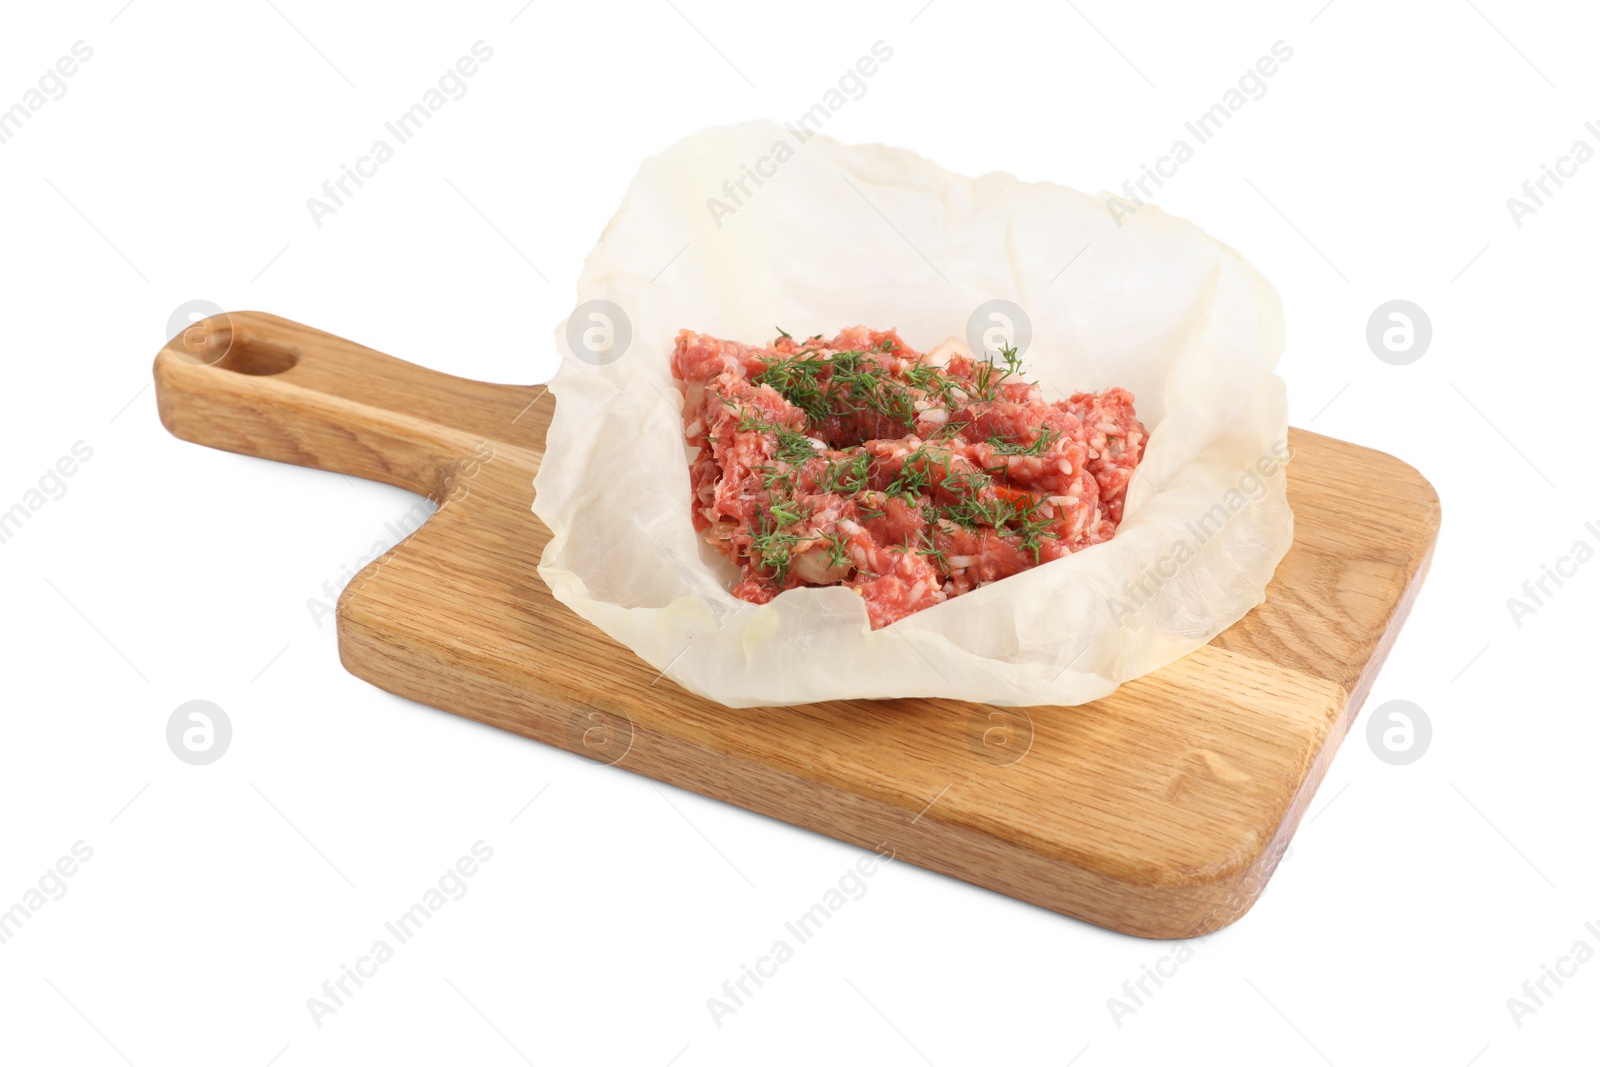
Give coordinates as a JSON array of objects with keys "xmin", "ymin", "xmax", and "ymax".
[{"xmin": 672, "ymin": 326, "xmax": 1148, "ymax": 628}]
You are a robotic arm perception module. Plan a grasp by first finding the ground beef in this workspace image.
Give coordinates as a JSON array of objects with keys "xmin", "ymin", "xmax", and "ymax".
[{"xmin": 672, "ymin": 326, "xmax": 1147, "ymax": 628}]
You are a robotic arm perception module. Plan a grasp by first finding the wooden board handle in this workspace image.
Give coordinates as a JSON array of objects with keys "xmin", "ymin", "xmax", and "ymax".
[{"xmin": 153, "ymin": 311, "xmax": 545, "ymax": 498}]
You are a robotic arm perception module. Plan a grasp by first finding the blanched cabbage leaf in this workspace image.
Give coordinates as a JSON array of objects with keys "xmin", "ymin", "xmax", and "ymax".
[{"xmin": 532, "ymin": 121, "xmax": 1293, "ymax": 708}]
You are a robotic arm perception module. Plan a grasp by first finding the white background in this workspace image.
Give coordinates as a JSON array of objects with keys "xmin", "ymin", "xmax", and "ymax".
[{"xmin": 2, "ymin": 1, "xmax": 1596, "ymax": 1064}]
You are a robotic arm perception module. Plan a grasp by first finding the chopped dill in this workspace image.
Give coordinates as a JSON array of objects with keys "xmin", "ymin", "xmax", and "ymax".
[
  {"xmin": 767, "ymin": 498, "xmax": 810, "ymax": 527},
  {"xmin": 987, "ymin": 426, "xmax": 1062, "ymax": 457},
  {"xmin": 749, "ymin": 512, "xmax": 802, "ymax": 586},
  {"xmin": 818, "ymin": 451, "xmax": 873, "ymax": 496},
  {"xmin": 823, "ymin": 528, "xmax": 851, "ymax": 569},
  {"xmin": 737, "ymin": 409, "xmax": 819, "ymax": 466}
]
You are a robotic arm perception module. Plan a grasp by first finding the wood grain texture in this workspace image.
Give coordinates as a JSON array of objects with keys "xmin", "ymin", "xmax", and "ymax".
[{"xmin": 154, "ymin": 311, "xmax": 1441, "ymax": 939}]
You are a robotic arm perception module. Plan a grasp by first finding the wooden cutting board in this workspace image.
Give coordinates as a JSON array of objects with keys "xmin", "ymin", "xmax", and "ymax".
[{"xmin": 154, "ymin": 311, "xmax": 1440, "ymax": 939}]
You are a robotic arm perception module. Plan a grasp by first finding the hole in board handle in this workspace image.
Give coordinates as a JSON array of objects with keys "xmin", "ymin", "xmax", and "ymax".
[{"xmin": 172, "ymin": 314, "xmax": 299, "ymax": 376}]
